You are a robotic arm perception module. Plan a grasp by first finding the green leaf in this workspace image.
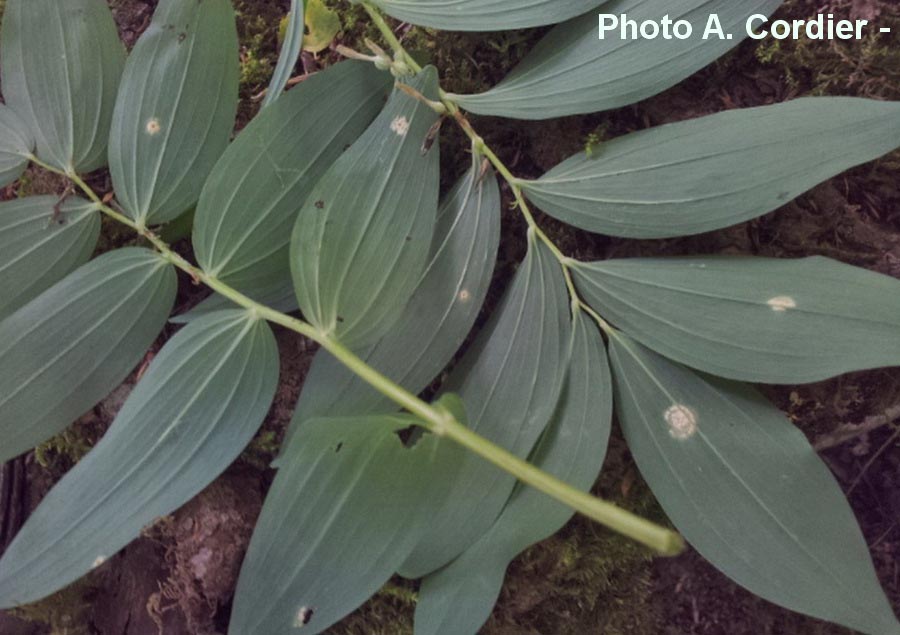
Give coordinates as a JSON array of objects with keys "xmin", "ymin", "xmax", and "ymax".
[
  {"xmin": 0, "ymin": 0, "xmax": 125, "ymax": 172},
  {"xmin": 521, "ymin": 98, "xmax": 900, "ymax": 238},
  {"xmin": 303, "ymin": 0, "xmax": 340, "ymax": 54},
  {"xmin": 401, "ymin": 234, "xmax": 571, "ymax": 578},
  {"xmin": 608, "ymin": 334, "xmax": 900, "ymax": 635},
  {"xmin": 0, "ymin": 248, "xmax": 176, "ymax": 463},
  {"xmin": 0, "ymin": 104, "xmax": 34, "ymax": 187},
  {"xmin": 0, "ymin": 196, "xmax": 100, "ymax": 321},
  {"xmin": 0, "ymin": 310, "xmax": 278, "ymax": 609},
  {"xmin": 453, "ymin": 0, "xmax": 782, "ymax": 119},
  {"xmin": 229, "ymin": 401, "xmax": 464, "ymax": 635},
  {"xmin": 194, "ymin": 61, "xmax": 391, "ymax": 306},
  {"xmin": 572, "ymin": 256, "xmax": 900, "ymax": 384},
  {"xmin": 290, "ymin": 67, "xmax": 441, "ymax": 349},
  {"xmin": 108, "ymin": 0, "xmax": 239, "ymax": 225},
  {"xmin": 414, "ymin": 309, "xmax": 612, "ymax": 635},
  {"xmin": 368, "ymin": 0, "xmax": 604, "ymax": 31},
  {"xmin": 262, "ymin": 0, "xmax": 304, "ymax": 108},
  {"xmin": 295, "ymin": 163, "xmax": 501, "ymax": 420}
]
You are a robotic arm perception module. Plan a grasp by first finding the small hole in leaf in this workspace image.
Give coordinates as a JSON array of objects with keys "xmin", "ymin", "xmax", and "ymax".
[
  {"xmin": 396, "ymin": 426, "xmax": 424, "ymax": 448},
  {"xmin": 294, "ymin": 606, "xmax": 314, "ymax": 628}
]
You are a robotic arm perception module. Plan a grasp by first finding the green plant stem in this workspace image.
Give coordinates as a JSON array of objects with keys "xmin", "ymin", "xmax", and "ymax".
[
  {"xmin": 438, "ymin": 414, "xmax": 684, "ymax": 554},
  {"xmin": 454, "ymin": 104, "xmax": 615, "ymax": 333},
  {"xmin": 26, "ymin": 154, "xmax": 682, "ymax": 556},
  {"xmin": 359, "ymin": 10, "xmax": 616, "ymax": 336},
  {"xmin": 359, "ymin": 2, "xmax": 422, "ymax": 72}
]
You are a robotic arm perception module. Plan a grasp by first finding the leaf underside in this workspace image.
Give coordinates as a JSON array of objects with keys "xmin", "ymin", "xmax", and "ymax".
[
  {"xmin": 229, "ymin": 409, "xmax": 463, "ymax": 635},
  {"xmin": 294, "ymin": 162, "xmax": 501, "ymax": 421},
  {"xmin": 0, "ymin": 196, "xmax": 100, "ymax": 322},
  {"xmin": 0, "ymin": 0, "xmax": 125, "ymax": 172},
  {"xmin": 455, "ymin": 0, "xmax": 783, "ymax": 119},
  {"xmin": 109, "ymin": 0, "xmax": 239, "ymax": 224},
  {"xmin": 609, "ymin": 335, "xmax": 900, "ymax": 635},
  {"xmin": 0, "ymin": 104, "xmax": 34, "ymax": 187},
  {"xmin": 369, "ymin": 0, "xmax": 604, "ymax": 31},
  {"xmin": 0, "ymin": 248, "xmax": 176, "ymax": 464},
  {"xmin": 0, "ymin": 1, "xmax": 897, "ymax": 633},
  {"xmin": 0, "ymin": 310, "xmax": 279, "ymax": 608},
  {"xmin": 290, "ymin": 66, "xmax": 441, "ymax": 349},
  {"xmin": 573, "ymin": 256, "xmax": 900, "ymax": 384},
  {"xmin": 414, "ymin": 309, "xmax": 612, "ymax": 635},
  {"xmin": 401, "ymin": 234, "xmax": 571, "ymax": 578},
  {"xmin": 522, "ymin": 98, "xmax": 900, "ymax": 238},
  {"xmin": 262, "ymin": 0, "xmax": 305, "ymax": 109},
  {"xmin": 193, "ymin": 61, "xmax": 391, "ymax": 308}
]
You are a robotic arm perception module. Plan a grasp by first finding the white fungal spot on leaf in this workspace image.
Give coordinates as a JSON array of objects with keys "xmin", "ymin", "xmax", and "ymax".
[
  {"xmin": 390, "ymin": 116, "xmax": 410, "ymax": 136},
  {"xmin": 458, "ymin": 289, "xmax": 471, "ymax": 303},
  {"xmin": 767, "ymin": 295, "xmax": 797, "ymax": 312},
  {"xmin": 664, "ymin": 404, "xmax": 698, "ymax": 440},
  {"xmin": 91, "ymin": 555, "xmax": 106, "ymax": 569},
  {"xmin": 145, "ymin": 117, "xmax": 162, "ymax": 136},
  {"xmin": 294, "ymin": 606, "xmax": 314, "ymax": 628}
]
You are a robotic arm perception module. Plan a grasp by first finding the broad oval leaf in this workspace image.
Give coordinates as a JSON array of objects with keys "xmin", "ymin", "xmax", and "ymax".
[
  {"xmin": 609, "ymin": 334, "xmax": 900, "ymax": 635},
  {"xmin": 0, "ymin": 0, "xmax": 125, "ymax": 172},
  {"xmin": 572, "ymin": 256, "xmax": 900, "ymax": 384},
  {"xmin": 229, "ymin": 401, "xmax": 464, "ymax": 635},
  {"xmin": 194, "ymin": 61, "xmax": 391, "ymax": 305},
  {"xmin": 521, "ymin": 98, "xmax": 900, "ymax": 238},
  {"xmin": 0, "ymin": 196, "xmax": 100, "ymax": 321},
  {"xmin": 109, "ymin": 0, "xmax": 239, "ymax": 225},
  {"xmin": 303, "ymin": 0, "xmax": 341, "ymax": 53},
  {"xmin": 295, "ymin": 163, "xmax": 501, "ymax": 420},
  {"xmin": 0, "ymin": 310, "xmax": 278, "ymax": 608},
  {"xmin": 414, "ymin": 309, "xmax": 612, "ymax": 635},
  {"xmin": 368, "ymin": 0, "xmax": 604, "ymax": 31},
  {"xmin": 262, "ymin": 0, "xmax": 304, "ymax": 109},
  {"xmin": 0, "ymin": 248, "xmax": 176, "ymax": 463},
  {"xmin": 401, "ymin": 234, "xmax": 571, "ymax": 578},
  {"xmin": 453, "ymin": 0, "xmax": 782, "ymax": 119},
  {"xmin": 290, "ymin": 67, "xmax": 441, "ymax": 349},
  {"xmin": 0, "ymin": 104, "xmax": 33, "ymax": 187}
]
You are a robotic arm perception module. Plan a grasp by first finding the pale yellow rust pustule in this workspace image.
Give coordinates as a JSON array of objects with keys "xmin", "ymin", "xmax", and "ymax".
[{"xmin": 26, "ymin": 7, "xmax": 684, "ymax": 554}]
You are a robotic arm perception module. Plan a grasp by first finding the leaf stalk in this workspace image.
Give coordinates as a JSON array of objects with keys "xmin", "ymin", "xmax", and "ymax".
[{"xmin": 23, "ymin": 21, "xmax": 682, "ymax": 554}]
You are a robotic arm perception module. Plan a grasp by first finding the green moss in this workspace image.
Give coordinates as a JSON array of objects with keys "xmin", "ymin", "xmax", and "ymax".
[
  {"xmin": 329, "ymin": 580, "xmax": 417, "ymax": 635},
  {"xmin": 241, "ymin": 429, "xmax": 282, "ymax": 470},
  {"xmin": 753, "ymin": 0, "xmax": 900, "ymax": 99},
  {"xmin": 233, "ymin": 0, "xmax": 285, "ymax": 124},
  {"xmin": 33, "ymin": 428, "xmax": 94, "ymax": 473},
  {"xmin": 32, "ymin": 408, "xmax": 111, "ymax": 481},
  {"xmin": 482, "ymin": 475, "xmax": 663, "ymax": 635},
  {"xmin": 10, "ymin": 579, "xmax": 95, "ymax": 635},
  {"xmin": 322, "ymin": 0, "xmax": 537, "ymax": 95}
]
